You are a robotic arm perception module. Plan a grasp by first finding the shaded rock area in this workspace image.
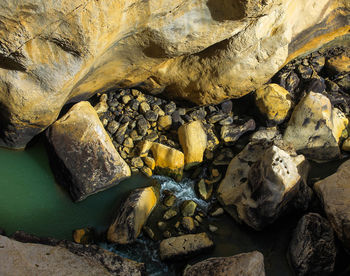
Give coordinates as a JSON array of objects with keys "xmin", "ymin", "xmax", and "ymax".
[
  {"xmin": 0, "ymin": 233, "xmax": 146, "ymax": 276},
  {"xmin": 159, "ymin": 233, "xmax": 214, "ymax": 261},
  {"xmin": 183, "ymin": 251, "xmax": 265, "ymax": 276},
  {"xmin": 289, "ymin": 213, "xmax": 336, "ymax": 276},
  {"xmin": 46, "ymin": 101, "xmax": 131, "ymax": 201},
  {"xmin": 107, "ymin": 184, "xmax": 159, "ymax": 244},
  {"xmin": 314, "ymin": 159, "xmax": 350, "ymax": 249}
]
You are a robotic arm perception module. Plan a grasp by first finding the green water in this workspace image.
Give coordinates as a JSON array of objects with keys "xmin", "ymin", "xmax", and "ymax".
[{"xmin": 0, "ymin": 141, "xmax": 149, "ymax": 240}]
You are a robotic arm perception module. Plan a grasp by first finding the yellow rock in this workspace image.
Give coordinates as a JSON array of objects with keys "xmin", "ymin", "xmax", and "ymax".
[
  {"xmin": 150, "ymin": 142, "xmax": 184, "ymax": 181},
  {"xmin": 138, "ymin": 140, "xmax": 153, "ymax": 157},
  {"xmin": 255, "ymin": 84, "xmax": 292, "ymax": 124},
  {"xmin": 326, "ymin": 54, "xmax": 350, "ymax": 74},
  {"xmin": 178, "ymin": 121, "xmax": 207, "ymax": 166},
  {"xmin": 143, "ymin": 156, "xmax": 155, "ymax": 170},
  {"xmin": 342, "ymin": 138, "xmax": 350, "ymax": 151}
]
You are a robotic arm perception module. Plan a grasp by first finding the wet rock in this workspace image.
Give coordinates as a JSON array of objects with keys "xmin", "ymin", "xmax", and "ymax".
[
  {"xmin": 208, "ymin": 225, "xmax": 218, "ymax": 233},
  {"xmin": 163, "ymin": 209, "xmax": 178, "ymax": 220},
  {"xmin": 314, "ymin": 159, "xmax": 350, "ymax": 249},
  {"xmin": 0, "ymin": 235, "xmax": 145, "ymax": 276},
  {"xmin": 289, "ymin": 213, "xmax": 336, "ymax": 276},
  {"xmin": 73, "ymin": 228, "xmax": 94, "ymax": 245},
  {"xmin": 46, "ymin": 102, "xmax": 130, "ymax": 202},
  {"xmin": 145, "ymin": 110, "xmax": 158, "ymax": 122},
  {"xmin": 250, "ymin": 127, "xmax": 280, "ymax": 142},
  {"xmin": 204, "ymin": 125, "xmax": 220, "ymax": 151},
  {"xmin": 158, "ymin": 115, "xmax": 172, "ymax": 130},
  {"xmin": 107, "ymin": 120, "xmax": 120, "ymax": 135},
  {"xmin": 94, "ymin": 94, "xmax": 109, "ymax": 114},
  {"xmin": 219, "ymin": 116, "xmax": 234, "ymax": 126},
  {"xmin": 217, "ymin": 141, "xmax": 308, "ymax": 230},
  {"xmin": 159, "ymin": 233, "xmax": 214, "ymax": 261},
  {"xmin": 183, "ymin": 251, "xmax": 265, "ymax": 276},
  {"xmin": 107, "ymin": 186, "xmax": 159, "ymax": 244},
  {"xmin": 197, "ymin": 179, "xmax": 213, "ymax": 201},
  {"xmin": 178, "ymin": 121, "xmax": 207, "ymax": 167},
  {"xmin": 284, "ymin": 92, "xmax": 348, "ymax": 161},
  {"xmin": 171, "ymin": 110, "xmax": 185, "ymax": 129},
  {"xmin": 150, "ymin": 142, "xmax": 184, "ymax": 181},
  {"xmin": 182, "ymin": 217, "xmax": 196, "ymax": 232},
  {"xmin": 220, "ymin": 119, "xmax": 256, "ymax": 143},
  {"xmin": 255, "ymin": 83, "xmax": 292, "ymax": 124},
  {"xmin": 326, "ymin": 54, "xmax": 350, "ymax": 74},
  {"xmin": 208, "ymin": 113, "xmax": 226, "ymax": 124},
  {"xmin": 181, "ymin": 200, "xmax": 197, "ymax": 217},
  {"xmin": 163, "ymin": 194, "xmax": 177, "ymax": 207}
]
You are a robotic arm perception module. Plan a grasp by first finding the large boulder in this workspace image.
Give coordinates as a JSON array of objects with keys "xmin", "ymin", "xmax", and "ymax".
[
  {"xmin": 314, "ymin": 159, "xmax": 350, "ymax": 249},
  {"xmin": 284, "ymin": 92, "xmax": 348, "ymax": 162},
  {"xmin": 107, "ymin": 185, "xmax": 159, "ymax": 244},
  {"xmin": 159, "ymin": 233, "xmax": 214, "ymax": 261},
  {"xmin": 0, "ymin": 0, "xmax": 348, "ymax": 149},
  {"xmin": 178, "ymin": 120, "xmax": 207, "ymax": 167},
  {"xmin": 46, "ymin": 101, "xmax": 131, "ymax": 202},
  {"xmin": 183, "ymin": 251, "xmax": 265, "ymax": 276},
  {"xmin": 0, "ymin": 235, "xmax": 145, "ymax": 276},
  {"xmin": 217, "ymin": 140, "xmax": 309, "ymax": 230},
  {"xmin": 289, "ymin": 213, "xmax": 336, "ymax": 276}
]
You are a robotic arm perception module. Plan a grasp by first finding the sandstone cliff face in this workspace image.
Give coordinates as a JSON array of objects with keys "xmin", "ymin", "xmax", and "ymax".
[{"xmin": 0, "ymin": 0, "xmax": 349, "ymax": 148}]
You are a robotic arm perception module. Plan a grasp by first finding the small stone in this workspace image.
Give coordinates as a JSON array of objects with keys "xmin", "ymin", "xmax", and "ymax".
[
  {"xmin": 221, "ymin": 100, "xmax": 233, "ymax": 114},
  {"xmin": 171, "ymin": 110, "xmax": 185, "ymax": 129},
  {"xmin": 153, "ymin": 105, "xmax": 165, "ymax": 116},
  {"xmin": 131, "ymin": 157, "xmax": 144, "ymax": 168},
  {"xmin": 163, "ymin": 209, "xmax": 178, "ymax": 220},
  {"xmin": 130, "ymin": 130, "xmax": 142, "ymax": 141},
  {"xmin": 102, "ymin": 118, "xmax": 109, "ymax": 127},
  {"xmin": 140, "ymin": 102, "xmax": 151, "ymax": 114},
  {"xmin": 158, "ymin": 115, "xmax": 172, "ymax": 130},
  {"xmin": 138, "ymin": 140, "xmax": 153, "ymax": 157},
  {"xmin": 326, "ymin": 54, "xmax": 350, "ymax": 74},
  {"xmin": 194, "ymin": 220, "xmax": 200, "ymax": 227},
  {"xmin": 189, "ymin": 108, "xmax": 206, "ymax": 121},
  {"xmin": 137, "ymin": 117, "xmax": 149, "ymax": 136},
  {"xmin": 182, "ymin": 217, "xmax": 196, "ymax": 232},
  {"xmin": 143, "ymin": 226, "xmax": 155, "ymax": 240},
  {"xmin": 107, "ymin": 120, "xmax": 120, "ymax": 135},
  {"xmin": 158, "ymin": 221, "xmax": 167, "ymax": 231},
  {"xmin": 73, "ymin": 228, "xmax": 94, "ymax": 244},
  {"xmin": 219, "ymin": 116, "xmax": 234, "ymax": 125},
  {"xmin": 297, "ymin": 65, "xmax": 313, "ymax": 79},
  {"xmin": 195, "ymin": 215, "xmax": 203, "ymax": 223},
  {"xmin": 221, "ymin": 119, "xmax": 256, "ymax": 143},
  {"xmin": 131, "ymin": 167, "xmax": 139, "ymax": 174},
  {"xmin": 342, "ymin": 138, "xmax": 350, "ymax": 151},
  {"xmin": 145, "ymin": 110, "xmax": 158, "ymax": 122},
  {"xmin": 211, "ymin": 168, "xmax": 220, "ymax": 177},
  {"xmin": 120, "ymin": 150, "xmax": 128, "ymax": 159},
  {"xmin": 122, "ymin": 95, "xmax": 132, "ymax": 104},
  {"xmin": 208, "ymin": 113, "xmax": 226, "ymax": 124},
  {"xmin": 115, "ymin": 122, "xmax": 129, "ymax": 144},
  {"xmin": 208, "ymin": 225, "xmax": 218, "ymax": 232},
  {"xmin": 311, "ymin": 55, "xmax": 326, "ymax": 72},
  {"xmin": 163, "ymin": 194, "xmax": 177, "ymax": 207},
  {"xmin": 205, "ymin": 150, "xmax": 214, "ymax": 160},
  {"xmin": 129, "ymin": 99, "xmax": 140, "ymax": 111},
  {"xmin": 178, "ymin": 108, "xmax": 186, "ymax": 116},
  {"xmin": 145, "ymin": 131, "xmax": 158, "ymax": 142},
  {"xmin": 175, "ymin": 221, "xmax": 180, "ymax": 228},
  {"xmin": 131, "ymin": 89, "xmax": 141, "ymax": 97},
  {"xmin": 163, "ymin": 231, "xmax": 172, "ymax": 238},
  {"xmin": 164, "ymin": 101, "xmax": 176, "ymax": 114},
  {"xmin": 197, "ymin": 179, "xmax": 213, "ymax": 201},
  {"xmin": 143, "ymin": 156, "xmax": 155, "ymax": 170},
  {"xmin": 141, "ymin": 166, "xmax": 153, "ymax": 177},
  {"xmin": 123, "ymin": 137, "xmax": 134, "ymax": 148},
  {"xmin": 210, "ymin": 208, "xmax": 224, "ymax": 217},
  {"xmin": 181, "ymin": 200, "xmax": 197, "ymax": 217},
  {"xmin": 123, "ymin": 146, "xmax": 131, "ymax": 154}
]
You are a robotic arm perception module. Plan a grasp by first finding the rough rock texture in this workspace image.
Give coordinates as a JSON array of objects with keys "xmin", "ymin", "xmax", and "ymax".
[
  {"xmin": 217, "ymin": 141, "xmax": 309, "ymax": 230},
  {"xmin": 0, "ymin": 235, "xmax": 145, "ymax": 276},
  {"xmin": 183, "ymin": 251, "xmax": 265, "ymax": 276},
  {"xmin": 108, "ymin": 186, "xmax": 159, "ymax": 244},
  {"xmin": 0, "ymin": 0, "xmax": 349, "ymax": 149},
  {"xmin": 159, "ymin": 232, "xmax": 214, "ymax": 261},
  {"xmin": 314, "ymin": 159, "xmax": 350, "ymax": 249},
  {"xmin": 289, "ymin": 213, "xmax": 336, "ymax": 276},
  {"xmin": 150, "ymin": 142, "xmax": 184, "ymax": 181},
  {"xmin": 46, "ymin": 101, "xmax": 131, "ymax": 202},
  {"xmin": 254, "ymin": 83, "xmax": 292, "ymax": 124},
  {"xmin": 284, "ymin": 92, "xmax": 348, "ymax": 162},
  {"xmin": 178, "ymin": 120, "xmax": 207, "ymax": 167}
]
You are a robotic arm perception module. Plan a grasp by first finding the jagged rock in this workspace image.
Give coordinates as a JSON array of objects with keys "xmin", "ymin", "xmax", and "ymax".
[
  {"xmin": 183, "ymin": 251, "xmax": 265, "ymax": 276},
  {"xmin": 0, "ymin": 235, "xmax": 145, "ymax": 276},
  {"xmin": 158, "ymin": 115, "xmax": 172, "ymax": 130},
  {"xmin": 94, "ymin": 94, "xmax": 109, "ymax": 114},
  {"xmin": 181, "ymin": 200, "xmax": 197, "ymax": 217},
  {"xmin": 314, "ymin": 159, "xmax": 350, "ymax": 249},
  {"xmin": 150, "ymin": 142, "xmax": 184, "ymax": 181},
  {"xmin": 284, "ymin": 92, "xmax": 348, "ymax": 162},
  {"xmin": 254, "ymin": 83, "xmax": 292, "ymax": 124},
  {"xmin": 107, "ymin": 185, "xmax": 159, "ymax": 244},
  {"xmin": 46, "ymin": 101, "xmax": 130, "ymax": 202},
  {"xmin": 221, "ymin": 119, "xmax": 256, "ymax": 143},
  {"xmin": 107, "ymin": 120, "xmax": 120, "ymax": 135},
  {"xmin": 181, "ymin": 217, "xmax": 196, "ymax": 232},
  {"xmin": 326, "ymin": 54, "xmax": 350, "ymax": 74},
  {"xmin": 217, "ymin": 141, "xmax": 309, "ymax": 230},
  {"xmin": 197, "ymin": 179, "xmax": 213, "ymax": 201},
  {"xmin": 289, "ymin": 213, "xmax": 336, "ymax": 276},
  {"xmin": 159, "ymin": 233, "xmax": 214, "ymax": 261},
  {"xmin": 143, "ymin": 156, "xmax": 155, "ymax": 170},
  {"xmin": 178, "ymin": 121, "xmax": 207, "ymax": 167},
  {"xmin": 163, "ymin": 209, "xmax": 177, "ymax": 220},
  {"xmin": 0, "ymin": 0, "xmax": 348, "ymax": 149}
]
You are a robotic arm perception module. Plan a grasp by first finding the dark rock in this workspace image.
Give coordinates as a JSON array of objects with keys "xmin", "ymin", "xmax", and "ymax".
[
  {"xmin": 285, "ymin": 71, "xmax": 300, "ymax": 94},
  {"xmin": 145, "ymin": 131, "xmax": 158, "ymax": 142},
  {"xmin": 171, "ymin": 110, "xmax": 185, "ymax": 128},
  {"xmin": 115, "ymin": 122, "xmax": 129, "ymax": 144},
  {"xmin": 311, "ymin": 55, "xmax": 325, "ymax": 72},
  {"xmin": 305, "ymin": 77, "xmax": 326, "ymax": 93},
  {"xmin": 220, "ymin": 119, "xmax": 256, "ymax": 143},
  {"xmin": 107, "ymin": 120, "xmax": 120, "ymax": 135},
  {"xmin": 189, "ymin": 108, "xmax": 206, "ymax": 120},
  {"xmin": 336, "ymin": 74, "xmax": 350, "ymax": 92},
  {"xmin": 220, "ymin": 100, "xmax": 233, "ymax": 114},
  {"xmin": 183, "ymin": 114, "xmax": 193, "ymax": 123},
  {"xmin": 219, "ymin": 116, "xmax": 233, "ymax": 125},
  {"xmin": 298, "ymin": 65, "xmax": 313, "ymax": 79},
  {"xmin": 137, "ymin": 117, "xmax": 149, "ymax": 136},
  {"xmin": 164, "ymin": 101, "xmax": 177, "ymax": 115},
  {"xmin": 131, "ymin": 157, "xmax": 144, "ymax": 168},
  {"xmin": 289, "ymin": 213, "xmax": 336, "ymax": 276},
  {"xmin": 129, "ymin": 99, "xmax": 140, "ymax": 111},
  {"xmin": 145, "ymin": 110, "xmax": 158, "ymax": 122},
  {"xmin": 207, "ymin": 113, "xmax": 226, "ymax": 124}
]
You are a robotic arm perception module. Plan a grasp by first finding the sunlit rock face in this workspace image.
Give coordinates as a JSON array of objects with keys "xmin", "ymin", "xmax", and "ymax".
[{"xmin": 0, "ymin": 0, "xmax": 349, "ymax": 149}]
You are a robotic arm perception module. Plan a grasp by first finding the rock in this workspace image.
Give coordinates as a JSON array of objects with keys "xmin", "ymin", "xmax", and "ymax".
[
  {"xmin": 163, "ymin": 209, "xmax": 178, "ymax": 220},
  {"xmin": 217, "ymin": 141, "xmax": 308, "ymax": 230},
  {"xmin": 210, "ymin": 208, "xmax": 224, "ymax": 217},
  {"xmin": 189, "ymin": 108, "xmax": 207, "ymax": 121},
  {"xmin": 326, "ymin": 54, "xmax": 350, "ymax": 74},
  {"xmin": 221, "ymin": 100, "xmax": 233, "ymax": 114},
  {"xmin": 73, "ymin": 228, "xmax": 94, "ymax": 244},
  {"xmin": 221, "ymin": 119, "xmax": 256, "ymax": 143},
  {"xmin": 181, "ymin": 200, "xmax": 197, "ymax": 217},
  {"xmin": 159, "ymin": 233, "xmax": 214, "ymax": 261},
  {"xmin": 0, "ymin": 0, "xmax": 348, "ymax": 149},
  {"xmin": 145, "ymin": 110, "xmax": 158, "ymax": 122},
  {"xmin": 289, "ymin": 213, "xmax": 336, "ymax": 276},
  {"xmin": 158, "ymin": 221, "xmax": 167, "ymax": 231},
  {"xmin": 182, "ymin": 217, "xmax": 196, "ymax": 232},
  {"xmin": 342, "ymin": 137, "xmax": 350, "ymax": 151},
  {"xmin": 208, "ymin": 225, "xmax": 218, "ymax": 233},
  {"xmin": 158, "ymin": 115, "xmax": 172, "ymax": 130},
  {"xmin": 137, "ymin": 117, "xmax": 149, "ymax": 136},
  {"xmin": 219, "ymin": 116, "xmax": 234, "ymax": 126},
  {"xmin": 178, "ymin": 121, "xmax": 207, "ymax": 167},
  {"xmin": 130, "ymin": 157, "xmax": 144, "ymax": 169},
  {"xmin": 197, "ymin": 179, "xmax": 213, "ymax": 201},
  {"xmin": 141, "ymin": 166, "xmax": 153, "ymax": 177},
  {"xmin": 46, "ymin": 102, "xmax": 130, "ymax": 202},
  {"xmin": 204, "ymin": 125, "xmax": 220, "ymax": 151},
  {"xmin": 314, "ymin": 159, "xmax": 350, "ymax": 249},
  {"xmin": 107, "ymin": 120, "xmax": 120, "ymax": 135},
  {"xmin": 254, "ymin": 83, "xmax": 292, "ymax": 124},
  {"xmin": 150, "ymin": 142, "xmax": 184, "ymax": 181},
  {"xmin": 183, "ymin": 251, "xmax": 265, "ymax": 276},
  {"xmin": 94, "ymin": 98, "xmax": 109, "ymax": 114},
  {"xmin": 107, "ymin": 186, "xmax": 159, "ymax": 244},
  {"xmin": 164, "ymin": 102, "xmax": 177, "ymax": 115},
  {"xmin": 122, "ymin": 95, "xmax": 132, "ymax": 104},
  {"xmin": 284, "ymin": 92, "xmax": 348, "ymax": 161},
  {"xmin": 171, "ymin": 110, "xmax": 185, "ymax": 129},
  {"xmin": 250, "ymin": 127, "xmax": 280, "ymax": 142},
  {"xmin": 143, "ymin": 156, "xmax": 155, "ymax": 170},
  {"xmin": 145, "ymin": 131, "xmax": 158, "ymax": 142},
  {"xmin": 163, "ymin": 231, "xmax": 172, "ymax": 239},
  {"xmin": 311, "ymin": 55, "xmax": 326, "ymax": 72},
  {"xmin": 0, "ymin": 235, "xmax": 145, "ymax": 276},
  {"xmin": 138, "ymin": 140, "xmax": 153, "ymax": 157},
  {"xmin": 163, "ymin": 194, "xmax": 177, "ymax": 207},
  {"xmin": 208, "ymin": 113, "xmax": 226, "ymax": 124},
  {"xmin": 115, "ymin": 122, "xmax": 129, "ymax": 144},
  {"xmin": 123, "ymin": 137, "xmax": 134, "ymax": 148},
  {"xmin": 297, "ymin": 65, "xmax": 313, "ymax": 79},
  {"xmin": 139, "ymin": 102, "xmax": 151, "ymax": 114}
]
